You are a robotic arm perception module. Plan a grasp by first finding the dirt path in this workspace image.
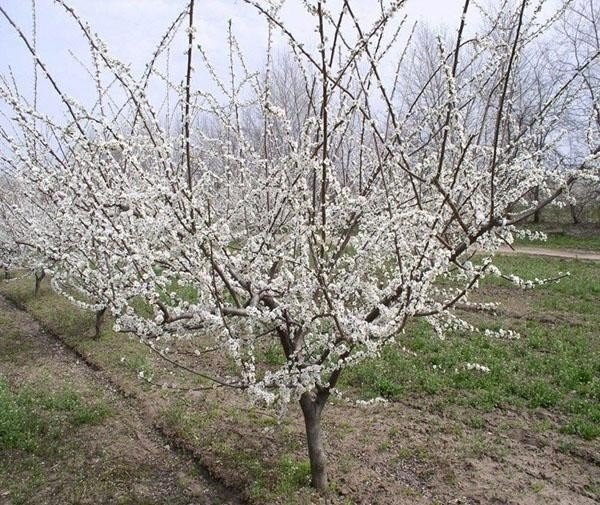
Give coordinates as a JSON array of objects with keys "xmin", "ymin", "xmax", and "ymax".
[
  {"xmin": 498, "ymin": 245, "xmax": 600, "ymax": 261},
  {"xmin": 0, "ymin": 296, "xmax": 241, "ymax": 505}
]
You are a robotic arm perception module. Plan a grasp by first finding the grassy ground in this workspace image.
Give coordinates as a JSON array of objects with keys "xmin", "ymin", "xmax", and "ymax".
[
  {"xmin": 343, "ymin": 255, "xmax": 600, "ymax": 440},
  {"xmin": 0, "ymin": 275, "xmax": 318, "ymax": 504},
  {"xmin": 0, "ymin": 244, "xmax": 598, "ymax": 503},
  {"xmin": 0, "ymin": 380, "xmax": 112, "ymax": 504},
  {"xmin": 515, "ymin": 219, "xmax": 600, "ymax": 251},
  {"xmin": 0, "ymin": 296, "xmax": 240, "ymax": 504},
  {"xmin": 516, "ymin": 229, "xmax": 600, "ymax": 251}
]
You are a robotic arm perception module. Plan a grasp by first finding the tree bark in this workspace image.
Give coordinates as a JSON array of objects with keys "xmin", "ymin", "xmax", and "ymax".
[
  {"xmin": 570, "ymin": 203, "xmax": 580, "ymax": 224},
  {"xmin": 3, "ymin": 267, "xmax": 8, "ymax": 280},
  {"xmin": 299, "ymin": 391, "xmax": 328, "ymax": 492},
  {"xmin": 533, "ymin": 187, "xmax": 541, "ymax": 224},
  {"xmin": 34, "ymin": 269, "xmax": 45, "ymax": 296},
  {"xmin": 94, "ymin": 307, "xmax": 106, "ymax": 339}
]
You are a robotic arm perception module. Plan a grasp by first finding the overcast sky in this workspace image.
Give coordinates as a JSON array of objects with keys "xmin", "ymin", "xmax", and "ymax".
[{"xmin": 0, "ymin": 1, "xmax": 473, "ymax": 117}]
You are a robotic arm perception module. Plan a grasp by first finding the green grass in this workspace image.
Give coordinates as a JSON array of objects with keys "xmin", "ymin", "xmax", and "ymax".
[
  {"xmin": 342, "ymin": 254, "xmax": 600, "ymax": 439},
  {"xmin": 0, "ymin": 379, "xmax": 111, "ymax": 453},
  {"xmin": 514, "ymin": 220, "xmax": 600, "ymax": 251},
  {"xmin": 247, "ymin": 454, "xmax": 311, "ymax": 503},
  {"xmin": 516, "ymin": 230, "xmax": 600, "ymax": 251},
  {"xmin": 272, "ymin": 456, "xmax": 311, "ymax": 494},
  {"xmin": 260, "ymin": 343, "xmax": 287, "ymax": 366},
  {"xmin": 162, "ymin": 399, "xmax": 314, "ymax": 504},
  {"xmin": 490, "ymin": 255, "xmax": 600, "ymax": 316},
  {"xmin": 0, "ymin": 276, "xmax": 157, "ymax": 395}
]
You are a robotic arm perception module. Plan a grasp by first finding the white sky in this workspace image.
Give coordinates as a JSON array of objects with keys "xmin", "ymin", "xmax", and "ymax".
[{"xmin": 0, "ymin": 1, "xmax": 470, "ymax": 116}]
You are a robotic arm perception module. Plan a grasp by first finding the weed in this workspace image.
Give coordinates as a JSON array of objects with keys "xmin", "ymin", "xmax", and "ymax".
[
  {"xmin": 275, "ymin": 456, "xmax": 311, "ymax": 494},
  {"xmin": 530, "ymin": 482, "xmax": 544, "ymax": 493},
  {"xmin": 468, "ymin": 415, "xmax": 486, "ymax": 429}
]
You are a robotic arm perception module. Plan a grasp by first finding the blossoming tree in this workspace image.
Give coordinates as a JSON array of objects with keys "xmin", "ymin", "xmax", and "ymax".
[{"xmin": 1, "ymin": 0, "xmax": 598, "ymax": 492}]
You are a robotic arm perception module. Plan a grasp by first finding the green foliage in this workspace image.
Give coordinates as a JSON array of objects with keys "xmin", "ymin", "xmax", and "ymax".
[
  {"xmin": 121, "ymin": 354, "xmax": 154, "ymax": 379},
  {"xmin": 275, "ymin": 456, "xmax": 311, "ymax": 493},
  {"xmin": 263, "ymin": 344, "xmax": 287, "ymax": 366},
  {"xmin": 249, "ymin": 455, "xmax": 311, "ymax": 503},
  {"xmin": 129, "ymin": 296, "xmax": 154, "ymax": 319}
]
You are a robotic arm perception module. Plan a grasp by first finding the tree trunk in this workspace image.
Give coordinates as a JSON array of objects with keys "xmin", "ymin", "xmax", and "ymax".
[
  {"xmin": 34, "ymin": 270, "xmax": 45, "ymax": 296},
  {"xmin": 3, "ymin": 267, "xmax": 8, "ymax": 280},
  {"xmin": 570, "ymin": 203, "xmax": 580, "ymax": 225},
  {"xmin": 299, "ymin": 391, "xmax": 328, "ymax": 492},
  {"xmin": 94, "ymin": 307, "xmax": 106, "ymax": 339},
  {"xmin": 533, "ymin": 187, "xmax": 541, "ymax": 224}
]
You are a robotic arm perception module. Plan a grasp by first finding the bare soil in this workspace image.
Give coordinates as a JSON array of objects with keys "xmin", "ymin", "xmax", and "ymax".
[{"xmin": 321, "ymin": 400, "xmax": 600, "ymax": 504}]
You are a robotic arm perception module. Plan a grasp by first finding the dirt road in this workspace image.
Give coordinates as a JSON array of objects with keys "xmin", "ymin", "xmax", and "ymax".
[{"xmin": 498, "ymin": 246, "xmax": 600, "ymax": 261}]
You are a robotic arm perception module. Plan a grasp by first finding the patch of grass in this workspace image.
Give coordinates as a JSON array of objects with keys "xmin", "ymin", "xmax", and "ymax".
[
  {"xmin": 0, "ymin": 379, "xmax": 111, "ymax": 453},
  {"xmin": 274, "ymin": 456, "xmax": 311, "ymax": 494},
  {"xmin": 558, "ymin": 439, "xmax": 575, "ymax": 454},
  {"xmin": 0, "ymin": 381, "xmax": 43, "ymax": 452},
  {"xmin": 468, "ymin": 415, "xmax": 486, "ymax": 429},
  {"xmin": 122, "ymin": 354, "xmax": 154, "ymax": 379},
  {"xmin": 248, "ymin": 455, "xmax": 311, "ymax": 503},
  {"xmin": 0, "ymin": 457, "xmax": 46, "ymax": 505},
  {"xmin": 561, "ymin": 416, "xmax": 600, "ymax": 440},
  {"xmin": 530, "ymin": 481, "xmax": 544, "ymax": 493},
  {"xmin": 487, "ymin": 255, "xmax": 600, "ymax": 317},
  {"xmin": 583, "ymin": 480, "xmax": 600, "ymax": 498},
  {"xmin": 0, "ymin": 277, "xmax": 94, "ymax": 339},
  {"xmin": 262, "ymin": 344, "xmax": 287, "ymax": 366},
  {"xmin": 398, "ymin": 486, "xmax": 423, "ymax": 498},
  {"xmin": 129, "ymin": 296, "xmax": 154, "ymax": 319},
  {"xmin": 342, "ymin": 255, "xmax": 600, "ymax": 439},
  {"xmin": 533, "ymin": 419, "xmax": 553, "ymax": 433},
  {"xmin": 515, "ymin": 229, "xmax": 600, "ymax": 251},
  {"xmin": 162, "ymin": 399, "xmax": 218, "ymax": 442},
  {"xmin": 0, "ymin": 275, "xmax": 159, "ymax": 391},
  {"xmin": 393, "ymin": 445, "xmax": 430, "ymax": 463},
  {"xmin": 161, "ymin": 278, "xmax": 199, "ymax": 305},
  {"xmin": 513, "ymin": 380, "xmax": 560, "ymax": 409},
  {"xmin": 163, "ymin": 400, "xmax": 312, "ymax": 503}
]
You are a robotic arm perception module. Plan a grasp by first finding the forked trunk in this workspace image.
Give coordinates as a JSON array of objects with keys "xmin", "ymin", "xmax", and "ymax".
[
  {"xmin": 34, "ymin": 270, "xmax": 45, "ymax": 296},
  {"xmin": 299, "ymin": 391, "xmax": 328, "ymax": 492},
  {"xmin": 94, "ymin": 307, "xmax": 106, "ymax": 339}
]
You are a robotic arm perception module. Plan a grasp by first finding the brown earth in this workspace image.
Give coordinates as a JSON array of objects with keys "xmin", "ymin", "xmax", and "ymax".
[
  {"xmin": 498, "ymin": 246, "xmax": 600, "ymax": 261},
  {"xmin": 1, "ymin": 287, "xmax": 599, "ymax": 504},
  {"xmin": 0, "ymin": 296, "xmax": 241, "ymax": 505}
]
